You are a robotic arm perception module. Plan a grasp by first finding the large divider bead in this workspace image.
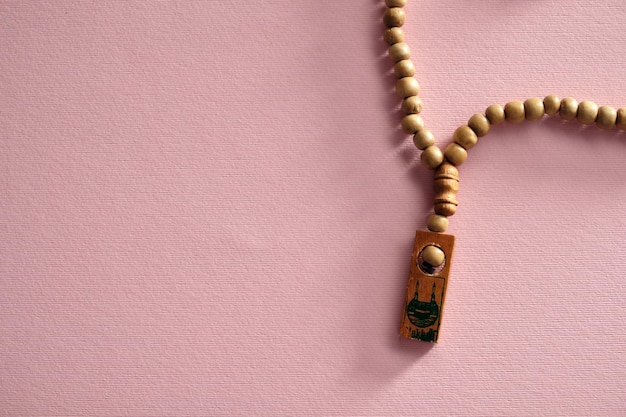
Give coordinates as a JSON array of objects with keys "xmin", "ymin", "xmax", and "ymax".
[{"xmin": 434, "ymin": 162, "xmax": 459, "ymax": 216}]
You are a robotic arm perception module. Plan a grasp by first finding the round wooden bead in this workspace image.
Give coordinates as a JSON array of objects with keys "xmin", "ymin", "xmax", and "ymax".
[
  {"xmin": 596, "ymin": 106, "xmax": 617, "ymax": 130},
  {"xmin": 427, "ymin": 214, "xmax": 448, "ymax": 233},
  {"xmin": 383, "ymin": 7, "xmax": 406, "ymax": 28},
  {"xmin": 385, "ymin": 0, "xmax": 407, "ymax": 7},
  {"xmin": 559, "ymin": 97, "xmax": 578, "ymax": 121},
  {"xmin": 485, "ymin": 104, "xmax": 505, "ymax": 125},
  {"xmin": 394, "ymin": 59, "xmax": 415, "ymax": 78},
  {"xmin": 383, "ymin": 27, "xmax": 404, "ymax": 45},
  {"xmin": 401, "ymin": 114, "xmax": 424, "ymax": 134},
  {"xmin": 615, "ymin": 108, "xmax": 626, "ymax": 130},
  {"xmin": 396, "ymin": 77, "xmax": 419, "ymax": 98},
  {"xmin": 413, "ymin": 130, "xmax": 435, "ymax": 150},
  {"xmin": 543, "ymin": 95, "xmax": 561, "ymax": 116},
  {"xmin": 453, "ymin": 125, "xmax": 478, "ymax": 150},
  {"xmin": 524, "ymin": 97, "xmax": 545, "ymax": 121},
  {"xmin": 577, "ymin": 100, "xmax": 598, "ymax": 125},
  {"xmin": 444, "ymin": 143, "xmax": 468, "ymax": 166},
  {"xmin": 421, "ymin": 245, "xmax": 445, "ymax": 267},
  {"xmin": 401, "ymin": 95, "xmax": 423, "ymax": 114},
  {"xmin": 468, "ymin": 113, "xmax": 490, "ymax": 137},
  {"xmin": 389, "ymin": 42, "xmax": 410, "ymax": 62},
  {"xmin": 421, "ymin": 145, "xmax": 444, "ymax": 170},
  {"xmin": 504, "ymin": 100, "xmax": 525, "ymax": 123}
]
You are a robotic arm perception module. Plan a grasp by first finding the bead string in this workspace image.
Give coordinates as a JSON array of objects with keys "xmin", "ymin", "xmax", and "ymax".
[{"xmin": 383, "ymin": 0, "xmax": 626, "ymax": 238}]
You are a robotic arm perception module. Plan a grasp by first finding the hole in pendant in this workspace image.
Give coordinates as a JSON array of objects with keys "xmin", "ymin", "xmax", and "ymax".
[{"xmin": 418, "ymin": 244, "xmax": 446, "ymax": 275}]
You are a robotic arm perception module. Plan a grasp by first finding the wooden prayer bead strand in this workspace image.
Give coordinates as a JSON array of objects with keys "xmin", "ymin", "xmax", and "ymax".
[
  {"xmin": 504, "ymin": 100, "xmax": 525, "ymax": 123},
  {"xmin": 485, "ymin": 104, "xmax": 505, "ymax": 125},
  {"xmin": 543, "ymin": 95, "xmax": 561, "ymax": 116},
  {"xmin": 389, "ymin": 42, "xmax": 411, "ymax": 62},
  {"xmin": 402, "ymin": 96, "xmax": 423, "ymax": 114},
  {"xmin": 383, "ymin": 27, "xmax": 404, "ymax": 45},
  {"xmin": 524, "ymin": 97, "xmax": 545, "ymax": 121},
  {"xmin": 468, "ymin": 113, "xmax": 490, "ymax": 137},
  {"xmin": 559, "ymin": 97, "xmax": 578, "ymax": 120},
  {"xmin": 433, "ymin": 162, "xmax": 459, "ymax": 216},
  {"xmin": 383, "ymin": 7, "xmax": 406, "ymax": 28},
  {"xmin": 577, "ymin": 100, "xmax": 598, "ymax": 125}
]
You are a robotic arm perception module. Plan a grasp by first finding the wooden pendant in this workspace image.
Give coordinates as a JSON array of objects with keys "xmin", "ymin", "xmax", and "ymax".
[{"xmin": 400, "ymin": 230, "xmax": 455, "ymax": 343}]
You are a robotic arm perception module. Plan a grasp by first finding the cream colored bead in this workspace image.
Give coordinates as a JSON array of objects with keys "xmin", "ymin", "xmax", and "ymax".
[
  {"xmin": 401, "ymin": 114, "xmax": 424, "ymax": 134},
  {"xmin": 468, "ymin": 113, "xmax": 490, "ymax": 137},
  {"xmin": 577, "ymin": 100, "xmax": 598, "ymax": 125},
  {"xmin": 385, "ymin": 0, "xmax": 407, "ymax": 7},
  {"xmin": 413, "ymin": 130, "xmax": 435, "ymax": 150},
  {"xmin": 389, "ymin": 42, "xmax": 410, "ymax": 62},
  {"xmin": 383, "ymin": 7, "xmax": 406, "ymax": 28},
  {"xmin": 504, "ymin": 100, "xmax": 525, "ymax": 123},
  {"xmin": 559, "ymin": 97, "xmax": 578, "ymax": 121},
  {"xmin": 394, "ymin": 59, "xmax": 415, "ymax": 78},
  {"xmin": 396, "ymin": 77, "xmax": 419, "ymax": 98},
  {"xmin": 453, "ymin": 125, "xmax": 478, "ymax": 150},
  {"xmin": 401, "ymin": 95, "xmax": 423, "ymax": 114},
  {"xmin": 444, "ymin": 143, "xmax": 468, "ymax": 166},
  {"xmin": 427, "ymin": 214, "xmax": 448, "ymax": 233},
  {"xmin": 485, "ymin": 104, "xmax": 505, "ymax": 125},
  {"xmin": 596, "ymin": 106, "xmax": 617, "ymax": 130},
  {"xmin": 383, "ymin": 27, "xmax": 404, "ymax": 45},
  {"xmin": 543, "ymin": 95, "xmax": 561, "ymax": 116},
  {"xmin": 524, "ymin": 97, "xmax": 545, "ymax": 121},
  {"xmin": 617, "ymin": 108, "xmax": 626, "ymax": 130},
  {"xmin": 421, "ymin": 245, "xmax": 445, "ymax": 267},
  {"xmin": 421, "ymin": 145, "xmax": 444, "ymax": 170}
]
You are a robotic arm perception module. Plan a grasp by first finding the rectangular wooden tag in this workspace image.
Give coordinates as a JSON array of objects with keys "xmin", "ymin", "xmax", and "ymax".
[{"xmin": 400, "ymin": 230, "xmax": 455, "ymax": 343}]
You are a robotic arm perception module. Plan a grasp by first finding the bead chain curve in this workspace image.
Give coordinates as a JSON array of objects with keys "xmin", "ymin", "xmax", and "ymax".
[{"xmin": 383, "ymin": 0, "xmax": 626, "ymax": 235}]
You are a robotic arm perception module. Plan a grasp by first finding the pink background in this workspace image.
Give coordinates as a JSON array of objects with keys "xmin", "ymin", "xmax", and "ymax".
[{"xmin": 2, "ymin": 1, "xmax": 626, "ymax": 415}]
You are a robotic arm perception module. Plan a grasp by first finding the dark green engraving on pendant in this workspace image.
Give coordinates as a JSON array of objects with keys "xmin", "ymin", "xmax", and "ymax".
[{"xmin": 405, "ymin": 277, "xmax": 446, "ymax": 342}]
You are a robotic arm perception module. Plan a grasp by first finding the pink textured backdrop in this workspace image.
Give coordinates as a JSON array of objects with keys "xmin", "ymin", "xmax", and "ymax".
[{"xmin": 2, "ymin": 1, "xmax": 626, "ymax": 415}]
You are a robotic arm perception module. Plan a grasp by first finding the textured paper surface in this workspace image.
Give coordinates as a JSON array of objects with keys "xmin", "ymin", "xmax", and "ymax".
[{"xmin": 1, "ymin": 1, "xmax": 626, "ymax": 415}]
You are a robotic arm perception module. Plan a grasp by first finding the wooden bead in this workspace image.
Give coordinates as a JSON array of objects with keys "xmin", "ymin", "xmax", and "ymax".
[
  {"xmin": 524, "ymin": 97, "xmax": 545, "ymax": 121},
  {"xmin": 444, "ymin": 143, "xmax": 468, "ymax": 166},
  {"xmin": 396, "ymin": 77, "xmax": 419, "ymax": 98},
  {"xmin": 427, "ymin": 214, "xmax": 448, "ymax": 233},
  {"xmin": 383, "ymin": 7, "xmax": 406, "ymax": 28},
  {"xmin": 434, "ymin": 162, "xmax": 459, "ymax": 216},
  {"xmin": 421, "ymin": 245, "xmax": 445, "ymax": 267},
  {"xmin": 485, "ymin": 104, "xmax": 505, "ymax": 125},
  {"xmin": 383, "ymin": 27, "xmax": 404, "ymax": 45},
  {"xmin": 468, "ymin": 113, "xmax": 490, "ymax": 137},
  {"xmin": 401, "ymin": 95, "xmax": 423, "ymax": 114},
  {"xmin": 389, "ymin": 42, "xmax": 410, "ymax": 62},
  {"xmin": 577, "ymin": 100, "xmax": 598, "ymax": 125},
  {"xmin": 616, "ymin": 108, "xmax": 626, "ymax": 130},
  {"xmin": 394, "ymin": 59, "xmax": 415, "ymax": 78},
  {"xmin": 559, "ymin": 97, "xmax": 578, "ymax": 121},
  {"xmin": 413, "ymin": 130, "xmax": 435, "ymax": 150},
  {"xmin": 385, "ymin": 0, "xmax": 407, "ymax": 7},
  {"xmin": 421, "ymin": 145, "xmax": 444, "ymax": 170},
  {"xmin": 453, "ymin": 125, "xmax": 478, "ymax": 150},
  {"xmin": 596, "ymin": 106, "xmax": 617, "ymax": 130},
  {"xmin": 504, "ymin": 100, "xmax": 525, "ymax": 123},
  {"xmin": 401, "ymin": 114, "xmax": 424, "ymax": 134},
  {"xmin": 543, "ymin": 95, "xmax": 561, "ymax": 116}
]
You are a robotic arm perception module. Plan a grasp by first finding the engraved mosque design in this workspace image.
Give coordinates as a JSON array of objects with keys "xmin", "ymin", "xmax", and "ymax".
[{"xmin": 406, "ymin": 281, "xmax": 442, "ymax": 342}]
